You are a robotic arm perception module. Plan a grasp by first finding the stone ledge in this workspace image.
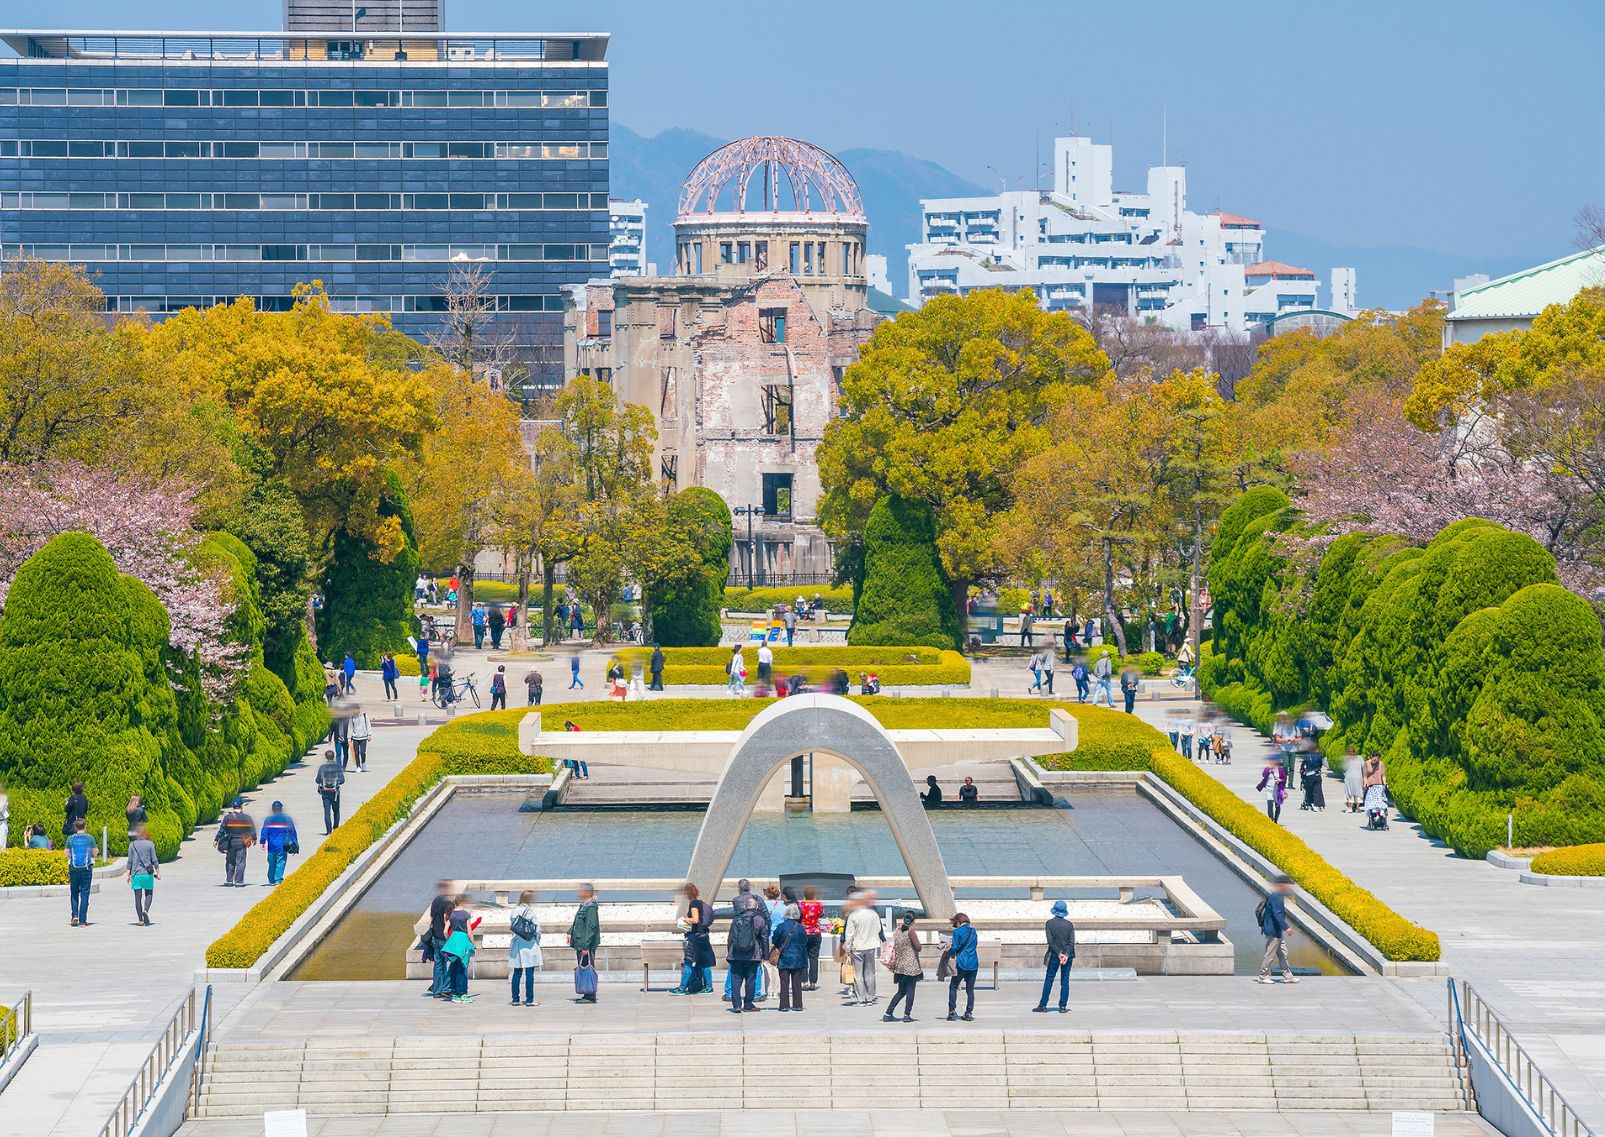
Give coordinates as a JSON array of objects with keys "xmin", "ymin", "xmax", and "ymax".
[
  {"xmin": 1518, "ymin": 870, "xmax": 1605, "ymax": 888},
  {"xmin": 1483, "ymin": 849, "xmax": 1532, "ymax": 871}
]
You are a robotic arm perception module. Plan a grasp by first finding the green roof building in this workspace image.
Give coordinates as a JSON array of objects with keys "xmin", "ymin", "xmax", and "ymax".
[{"xmin": 1444, "ymin": 246, "xmax": 1605, "ymax": 347}]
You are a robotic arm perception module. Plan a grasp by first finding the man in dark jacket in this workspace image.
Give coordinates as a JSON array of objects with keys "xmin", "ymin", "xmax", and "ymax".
[
  {"xmin": 1257, "ymin": 876, "xmax": 1300, "ymax": 984},
  {"xmin": 63, "ymin": 781, "xmax": 89, "ymax": 839},
  {"xmin": 215, "ymin": 797, "xmax": 257, "ymax": 887},
  {"xmin": 1034, "ymin": 899, "xmax": 1077, "ymax": 1013},
  {"xmin": 568, "ymin": 883, "xmax": 601, "ymax": 1003},
  {"xmin": 315, "ymin": 750, "xmax": 346, "ymax": 834},
  {"xmin": 725, "ymin": 881, "xmax": 770, "ymax": 1014},
  {"xmin": 649, "ymin": 644, "xmax": 665, "ymax": 690}
]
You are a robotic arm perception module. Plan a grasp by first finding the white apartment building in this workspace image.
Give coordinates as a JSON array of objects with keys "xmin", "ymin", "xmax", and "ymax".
[
  {"xmin": 906, "ymin": 136, "xmax": 1356, "ymax": 333},
  {"xmin": 608, "ymin": 198, "xmax": 651, "ymax": 277}
]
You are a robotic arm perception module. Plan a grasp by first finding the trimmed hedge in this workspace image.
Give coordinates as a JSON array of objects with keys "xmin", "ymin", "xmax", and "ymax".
[
  {"xmin": 203, "ymin": 715, "xmax": 554, "ymax": 969},
  {"xmin": 647, "ymin": 487, "xmax": 731, "ymax": 647},
  {"xmin": 0, "ymin": 849, "xmax": 69, "ymax": 888},
  {"xmin": 616, "ymin": 645, "xmax": 972, "ymax": 687},
  {"xmin": 316, "ymin": 475, "xmax": 422, "ymax": 669},
  {"xmin": 849, "ymin": 496, "xmax": 962, "ymax": 649},
  {"xmin": 1039, "ymin": 707, "xmax": 1440, "ymax": 962},
  {"xmin": 724, "ymin": 585, "xmax": 854, "ymax": 614},
  {"xmin": 1529, "ymin": 844, "xmax": 1605, "ymax": 877}
]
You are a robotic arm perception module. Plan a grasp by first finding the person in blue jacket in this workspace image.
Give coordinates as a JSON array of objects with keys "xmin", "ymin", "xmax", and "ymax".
[
  {"xmin": 260, "ymin": 801, "xmax": 299, "ymax": 886},
  {"xmin": 771, "ymin": 903, "xmax": 810, "ymax": 1011},
  {"xmin": 380, "ymin": 652, "xmax": 400, "ymax": 701},
  {"xmin": 946, "ymin": 912, "xmax": 980, "ymax": 1021},
  {"xmin": 341, "ymin": 652, "xmax": 357, "ymax": 694},
  {"xmin": 1257, "ymin": 875, "xmax": 1300, "ymax": 985}
]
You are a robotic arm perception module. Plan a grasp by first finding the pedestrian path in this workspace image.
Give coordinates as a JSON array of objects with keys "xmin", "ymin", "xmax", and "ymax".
[
  {"xmin": 1129, "ymin": 696, "xmax": 1605, "ymax": 1130},
  {"xmin": 0, "ymin": 711, "xmax": 434, "ymax": 1137}
]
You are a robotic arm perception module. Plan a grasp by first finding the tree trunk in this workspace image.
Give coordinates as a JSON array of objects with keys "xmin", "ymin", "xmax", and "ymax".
[
  {"xmin": 454, "ymin": 562, "xmax": 476, "ymax": 644},
  {"xmin": 950, "ymin": 577, "xmax": 970, "ymax": 650},
  {"xmin": 511, "ymin": 559, "xmax": 531, "ymax": 652},
  {"xmin": 541, "ymin": 560, "xmax": 556, "ymax": 646},
  {"xmin": 1188, "ymin": 510, "xmax": 1205, "ymax": 659},
  {"xmin": 1102, "ymin": 536, "xmax": 1129, "ymax": 655},
  {"xmin": 304, "ymin": 591, "xmax": 320, "ymax": 655}
]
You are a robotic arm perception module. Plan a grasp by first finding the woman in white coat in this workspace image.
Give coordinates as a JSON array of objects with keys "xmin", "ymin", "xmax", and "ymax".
[{"xmin": 508, "ymin": 889, "xmax": 543, "ymax": 1006}]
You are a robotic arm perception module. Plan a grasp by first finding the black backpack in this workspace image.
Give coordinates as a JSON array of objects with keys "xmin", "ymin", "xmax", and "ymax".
[
  {"xmin": 1254, "ymin": 898, "xmax": 1268, "ymax": 927},
  {"xmin": 729, "ymin": 909, "xmax": 758, "ymax": 956},
  {"xmin": 317, "ymin": 765, "xmax": 341, "ymax": 794}
]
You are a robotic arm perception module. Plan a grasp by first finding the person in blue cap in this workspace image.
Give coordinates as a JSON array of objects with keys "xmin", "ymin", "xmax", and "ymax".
[{"xmin": 1033, "ymin": 899, "xmax": 1077, "ymax": 1013}]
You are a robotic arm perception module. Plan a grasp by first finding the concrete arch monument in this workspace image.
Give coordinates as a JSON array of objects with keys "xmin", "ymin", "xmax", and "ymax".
[{"xmin": 684, "ymin": 694, "xmax": 957, "ymax": 919}]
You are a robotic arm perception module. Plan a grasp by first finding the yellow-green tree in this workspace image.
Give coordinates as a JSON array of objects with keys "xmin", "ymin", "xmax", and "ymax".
[{"xmin": 819, "ymin": 288, "xmax": 1110, "ymax": 612}]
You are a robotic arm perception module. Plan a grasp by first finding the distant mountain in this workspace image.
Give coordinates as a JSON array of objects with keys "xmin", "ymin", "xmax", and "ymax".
[
  {"xmin": 609, "ymin": 124, "xmax": 985, "ymax": 292},
  {"xmin": 610, "ymin": 124, "xmax": 1544, "ymax": 311},
  {"xmin": 1266, "ymin": 230, "xmax": 1540, "ymax": 311}
]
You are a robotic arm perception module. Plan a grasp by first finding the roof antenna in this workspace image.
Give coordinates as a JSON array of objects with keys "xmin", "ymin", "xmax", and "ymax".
[{"xmin": 1162, "ymin": 106, "xmax": 1168, "ymax": 167}]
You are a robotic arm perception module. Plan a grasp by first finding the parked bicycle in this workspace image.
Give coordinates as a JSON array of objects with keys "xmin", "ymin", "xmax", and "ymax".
[{"xmin": 432, "ymin": 672, "xmax": 481, "ymax": 709}]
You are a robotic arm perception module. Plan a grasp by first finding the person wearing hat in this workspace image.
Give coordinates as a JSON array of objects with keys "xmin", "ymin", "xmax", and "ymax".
[
  {"xmin": 260, "ymin": 801, "xmax": 299, "ymax": 886},
  {"xmin": 214, "ymin": 796, "xmax": 257, "ymax": 887},
  {"xmin": 1092, "ymin": 649, "xmax": 1114, "ymax": 707},
  {"xmin": 1033, "ymin": 900, "xmax": 1077, "ymax": 1013}
]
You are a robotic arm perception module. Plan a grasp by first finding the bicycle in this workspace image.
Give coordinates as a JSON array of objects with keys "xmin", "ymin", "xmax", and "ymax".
[
  {"xmin": 1171, "ymin": 663, "xmax": 1195, "ymax": 689},
  {"xmin": 432, "ymin": 672, "xmax": 481, "ymax": 709}
]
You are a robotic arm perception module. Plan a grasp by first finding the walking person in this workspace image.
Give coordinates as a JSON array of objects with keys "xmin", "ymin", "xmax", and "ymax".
[
  {"xmin": 1071, "ymin": 659, "xmax": 1089, "ymax": 702},
  {"xmin": 772, "ymin": 902, "xmax": 808, "ymax": 1011},
  {"xmin": 65, "ymin": 818, "xmax": 97, "ymax": 927},
  {"xmin": 568, "ymin": 654, "xmax": 583, "ymax": 690},
  {"xmin": 756, "ymin": 641, "xmax": 774, "ymax": 686},
  {"xmin": 671, "ymin": 882, "xmax": 716, "ymax": 995},
  {"xmin": 341, "ymin": 652, "xmax": 356, "ymax": 695},
  {"xmin": 124, "ymin": 793, "xmax": 147, "ymax": 841},
  {"xmin": 883, "ymin": 912, "xmax": 924, "ymax": 1023},
  {"xmin": 1041, "ymin": 649, "xmax": 1055, "ymax": 695},
  {"xmin": 525, "ymin": 668, "xmax": 543, "ymax": 706},
  {"xmin": 1119, "ymin": 664, "xmax": 1140, "ymax": 713},
  {"xmin": 569, "ymin": 603, "xmax": 584, "ymax": 640},
  {"xmin": 799, "ymin": 885, "xmax": 825, "ymax": 990},
  {"xmin": 1258, "ymin": 756, "xmax": 1288, "ymax": 823},
  {"xmin": 490, "ymin": 665, "xmax": 508, "ymax": 711},
  {"xmin": 1033, "ymin": 900, "xmax": 1076, "ymax": 1013},
  {"xmin": 260, "ymin": 801, "xmax": 298, "ymax": 886},
  {"xmin": 1178, "ymin": 711, "xmax": 1195, "ymax": 760},
  {"xmin": 1092, "ymin": 650, "xmax": 1114, "ymax": 707},
  {"xmin": 1342, "ymin": 749, "xmax": 1364, "ymax": 813},
  {"xmin": 349, "ymin": 707, "xmax": 372, "ymax": 772},
  {"xmin": 1363, "ymin": 751, "xmax": 1390, "ymax": 830},
  {"xmin": 63, "ymin": 780, "xmax": 89, "ymax": 841},
  {"xmin": 380, "ymin": 653, "xmax": 400, "ymax": 701},
  {"xmin": 126, "ymin": 822, "xmax": 159, "ymax": 926},
  {"xmin": 783, "ymin": 606, "xmax": 798, "ymax": 646},
  {"xmin": 844, "ymin": 888, "xmax": 882, "ymax": 1006},
  {"xmin": 330, "ymin": 711, "xmax": 352, "ymax": 771},
  {"xmin": 316, "ymin": 749, "xmax": 346, "ymax": 833},
  {"xmin": 508, "ymin": 889, "xmax": 543, "ymax": 1006},
  {"xmin": 945, "ymin": 913, "xmax": 979, "ymax": 1021},
  {"xmin": 650, "ymin": 643, "xmax": 666, "ymax": 691},
  {"xmin": 1028, "ymin": 649, "xmax": 1044, "ymax": 694},
  {"xmin": 1273, "ymin": 713, "xmax": 1298, "ymax": 782},
  {"xmin": 1299, "ymin": 745, "xmax": 1326, "ymax": 811},
  {"xmin": 727, "ymin": 645, "xmax": 746, "ymax": 695},
  {"xmin": 726, "ymin": 882, "xmax": 769, "ymax": 1013},
  {"xmin": 471, "ymin": 603, "xmax": 487, "ymax": 649},
  {"xmin": 568, "ymin": 883, "xmax": 601, "ymax": 1004},
  {"xmin": 215, "ymin": 796, "xmax": 256, "ymax": 887},
  {"xmin": 1256, "ymin": 876, "xmax": 1300, "ymax": 985},
  {"xmin": 488, "ymin": 605, "xmax": 506, "ymax": 650}
]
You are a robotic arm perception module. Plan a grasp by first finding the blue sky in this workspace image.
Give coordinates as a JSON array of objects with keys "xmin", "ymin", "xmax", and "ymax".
[{"xmin": 7, "ymin": 0, "xmax": 1601, "ymax": 265}]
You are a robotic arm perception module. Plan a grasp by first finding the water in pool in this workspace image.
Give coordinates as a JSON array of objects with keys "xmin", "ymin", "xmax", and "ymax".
[{"xmin": 290, "ymin": 787, "xmax": 1349, "ymax": 979}]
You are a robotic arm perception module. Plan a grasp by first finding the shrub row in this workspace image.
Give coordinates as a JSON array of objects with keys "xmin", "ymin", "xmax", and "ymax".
[
  {"xmin": 203, "ymin": 718, "xmax": 552, "ymax": 969},
  {"xmin": 608, "ymin": 645, "xmax": 972, "ymax": 687},
  {"xmin": 1529, "ymin": 844, "xmax": 1605, "ymax": 877},
  {"xmin": 0, "ymin": 848, "xmax": 69, "ymax": 888},
  {"xmin": 1039, "ymin": 708, "xmax": 1441, "ymax": 962},
  {"xmin": 723, "ymin": 585, "xmax": 854, "ymax": 613}
]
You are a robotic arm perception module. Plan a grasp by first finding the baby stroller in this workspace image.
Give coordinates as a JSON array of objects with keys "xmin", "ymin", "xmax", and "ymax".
[{"xmin": 1363, "ymin": 783, "xmax": 1390, "ymax": 830}]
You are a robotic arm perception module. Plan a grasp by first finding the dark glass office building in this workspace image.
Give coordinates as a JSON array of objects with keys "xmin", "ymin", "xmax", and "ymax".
[{"xmin": 0, "ymin": 28, "xmax": 609, "ymax": 387}]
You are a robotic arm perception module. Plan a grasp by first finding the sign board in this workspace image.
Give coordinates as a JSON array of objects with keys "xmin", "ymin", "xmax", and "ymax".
[
  {"xmin": 264, "ymin": 1109, "xmax": 308, "ymax": 1137},
  {"xmin": 1392, "ymin": 1111, "xmax": 1434, "ymax": 1137}
]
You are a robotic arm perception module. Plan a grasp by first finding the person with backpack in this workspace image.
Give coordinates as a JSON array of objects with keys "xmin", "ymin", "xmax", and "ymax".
[
  {"xmin": 1033, "ymin": 899, "xmax": 1076, "ymax": 1013},
  {"xmin": 1071, "ymin": 659, "xmax": 1089, "ymax": 702},
  {"xmin": 945, "ymin": 912, "xmax": 979, "ymax": 1021},
  {"xmin": 126, "ymin": 822, "xmax": 159, "ymax": 926},
  {"xmin": 725, "ymin": 881, "xmax": 770, "ymax": 1013},
  {"xmin": 1120, "ymin": 665, "xmax": 1141, "ymax": 713},
  {"xmin": 315, "ymin": 750, "xmax": 346, "ymax": 834},
  {"xmin": 1257, "ymin": 756, "xmax": 1288, "ymax": 823},
  {"xmin": 525, "ymin": 668, "xmax": 544, "ymax": 706},
  {"xmin": 1092, "ymin": 650, "xmax": 1114, "ymax": 707},
  {"xmin": 490, "ymin": 665, "xmax": 508, "ymax": 711},
  {"xmin": 330, "ymin": 711, "xmax": 352, "ymax": 772},
  {"xmin": 260, "ymin": 801, "xmax": 299, "ymax": 885},
  {"xmin": 772, "ymin": 902, "xmax": 808, "ymax": 1012},
  {"xmin": 215, "ymin": 797, "xmax": 256, "ymax": 887},
  {"xmin": 843, "ymin": 887, "xmax": 882, "ymax": 1006},
  {"xmin": 64, "ymin": 817, "xmax": 98, "ymax": 926},
  {"xmin": 568, "ymin": 883, "xmax": 600, "ymax": 1004},
  {"xmin": 380, "ymin": 653, "xmax": 400, "ymax": 701},
  {"xmin": 349, "ymin": 708, "xmax": 372, "ymax": 772},
  {"xmin": 508, "ymin": 889, "xmax": 543, "ymax": 1006},
  {"xmin": 1256, "ymin": 876, "xmax": 1300, "ymax": 985}
]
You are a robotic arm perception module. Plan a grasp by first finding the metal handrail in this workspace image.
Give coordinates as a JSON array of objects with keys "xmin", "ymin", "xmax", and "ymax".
[
  {"xmin": 189, "ymin": 985, "xmax": 213, "ymax": 1116},
  {"xmin": 1450, "ymin": 978, "xmax": 1598, "ymax": 1137},
  {"xmin": 2, "ymin": 991, "xmax": 32, "ymax": 1064},
  {"xmin": 97, "ymin": 986, "xmax": 206, "ymax": 1137}
]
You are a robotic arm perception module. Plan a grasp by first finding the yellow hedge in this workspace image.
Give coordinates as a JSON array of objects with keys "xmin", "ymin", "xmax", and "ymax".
[
  {"xmin": 0, "ymin": 849, "xmax": 68, "ymax": 888},
  {"xmin": 1042, "ymin": 713, "xmax": 1441, "ymax": 962},
  {"xmin": 614, "ymin": 645, "xmax": 971, "ymax": 687},
  {"xmin": 203, "ymin": 718, "xmax": 552, "ymax": 970},
  {"xmin": 724, "ymin": 585, "xmax": 854, "ymax": 613},
  {"xmin": 1530, "ymin": 843, "xmax": 1605, "ymax": 877}
]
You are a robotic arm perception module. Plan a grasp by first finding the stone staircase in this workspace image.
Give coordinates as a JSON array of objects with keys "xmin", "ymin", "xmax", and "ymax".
[{"xmin": 194, "ymin": 1030, "xmax": 1468, "ymax": 1117}]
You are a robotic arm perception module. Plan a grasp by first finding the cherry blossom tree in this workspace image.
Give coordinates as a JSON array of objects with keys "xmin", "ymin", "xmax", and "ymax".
[{"xmin": 0, "ymin": 459, "xmax": 243, "ymax": 696}]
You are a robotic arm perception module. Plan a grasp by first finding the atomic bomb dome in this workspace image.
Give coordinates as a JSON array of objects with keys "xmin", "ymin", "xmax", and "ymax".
[{"xmin": 676, "ymin": 135, "xmax": 865, "ymax": 219}]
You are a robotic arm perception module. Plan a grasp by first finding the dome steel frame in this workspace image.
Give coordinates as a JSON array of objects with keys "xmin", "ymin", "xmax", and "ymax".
[{"xmin": 677, "ymin": 135, "xmax": 864, "ymax": 220}]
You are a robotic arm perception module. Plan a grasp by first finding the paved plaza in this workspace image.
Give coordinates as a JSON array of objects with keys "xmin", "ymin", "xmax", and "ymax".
[{"xmin": 2, "ymin": 644, "xmax": 1601, "ymax": 1133}]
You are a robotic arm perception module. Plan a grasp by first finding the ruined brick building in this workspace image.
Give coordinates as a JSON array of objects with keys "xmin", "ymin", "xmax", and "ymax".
[{"xmin": 563, "ymin": 136, "xmax": 894, "ymax": 581}]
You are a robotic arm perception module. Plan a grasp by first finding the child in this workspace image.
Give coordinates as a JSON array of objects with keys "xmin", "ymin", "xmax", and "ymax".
[{"xmin": 442, "ymin": 896, "xmax": 482, "ymax": 1003}]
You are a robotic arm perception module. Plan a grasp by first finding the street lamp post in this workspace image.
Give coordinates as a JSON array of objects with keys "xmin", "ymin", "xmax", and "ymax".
[{"xmin": 733, "ymin": 504, "xmax": 763, "ymax": 589}]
